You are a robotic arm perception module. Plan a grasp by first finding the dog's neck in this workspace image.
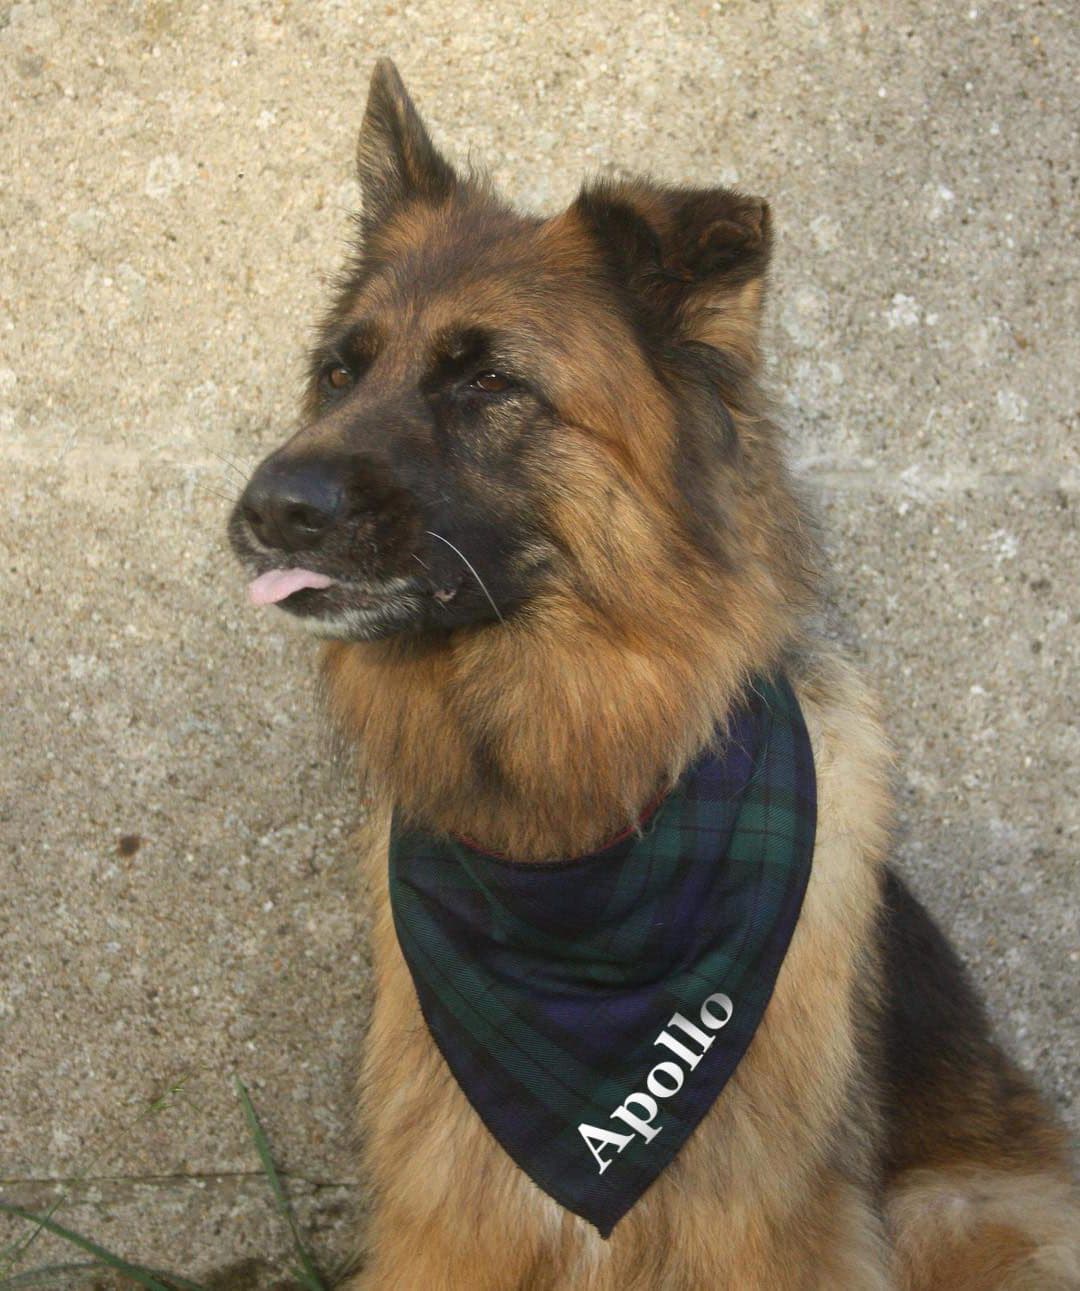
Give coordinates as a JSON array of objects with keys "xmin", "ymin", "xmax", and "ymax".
[{"xmin": 322, "ymin": 578, "xmax": 801, "ymax": 861}]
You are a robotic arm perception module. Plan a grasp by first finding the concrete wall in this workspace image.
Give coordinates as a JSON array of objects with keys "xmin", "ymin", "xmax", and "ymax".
[{"xmin": 2, "ymin": 0, "xmax": 1075, "ymax": 1283}]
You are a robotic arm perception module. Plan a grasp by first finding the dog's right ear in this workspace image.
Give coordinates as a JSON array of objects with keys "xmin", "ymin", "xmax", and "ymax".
[
  {"xmin": 574, "ymin": 180, "xmax": 771, "ymax": 366},
  {"xmin": 357, "ymin": 59, "xmax": 457, "ymax": 230}
]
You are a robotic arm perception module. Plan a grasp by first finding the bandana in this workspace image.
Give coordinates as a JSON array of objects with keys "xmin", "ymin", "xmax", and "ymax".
[{"xmin": 388, "ymin": 676, "xmax": 815, "ymax": 1237}]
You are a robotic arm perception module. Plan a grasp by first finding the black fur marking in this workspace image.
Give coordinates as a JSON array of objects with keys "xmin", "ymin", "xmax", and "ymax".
[
  {"xmin": 879, "ymin": 869, "xmax": 1058, "ymax": 1174},
  {"xmin": 666, "ymin": 344, "xmax": 741, "ymax": 566},
  {"xmin": 573, "ymin": 190, "xmax": 664, "ymax": 290},
  {"xmin": 423, "ymin": 326, "xmax": 502, "ymax": 392},
  {"xmin": 663, "ymin": 186, "xmax": 771, "ymax": 287},
  {"xmin": 309, "ymin": 321, "xmax": 380, "ymax": 394}
]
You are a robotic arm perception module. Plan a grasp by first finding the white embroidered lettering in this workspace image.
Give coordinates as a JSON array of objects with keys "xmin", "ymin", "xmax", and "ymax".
[
  {"xmin": 666, "ymin": 1011, "xmax": 716, "ymax": 1055},
  {"xmin": 583, "ymin": 986, "xmax": 736, "ymax": 1173},
  {"xmin": 655, "ymin": 1014, "xmax": 714, "ymax": 1069},
  {"xmin": 578, "ymin": 1122, "xmax": 635, "ymax": 1174},
  {"xmin": 610, "ymin": 1091, "xmax": 663, "ymax": 1142},
  {"xmin": 699, "ymin": 991, "xmax": 734, "ymax": 1030},
  {"xmin": 646, "ymin": 1061, "xmax": 685, "ymax": 1098}
]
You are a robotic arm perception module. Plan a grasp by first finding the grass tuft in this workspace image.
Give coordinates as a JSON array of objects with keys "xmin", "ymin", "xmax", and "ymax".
[
  {"xmin": 0, "ymin": 1080, "xmax": 331, "ymax": 1291},
  {"xmin": 234, "ymin": 1078, "xmax": 328, "ymax": 1291}
]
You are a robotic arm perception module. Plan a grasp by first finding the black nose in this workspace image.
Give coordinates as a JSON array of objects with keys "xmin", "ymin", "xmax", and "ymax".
[{"xmin": 240, "ymin": 455, "xmax": 343, "ymax": 552}]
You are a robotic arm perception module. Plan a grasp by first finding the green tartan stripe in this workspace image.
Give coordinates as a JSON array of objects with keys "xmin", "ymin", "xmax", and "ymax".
[
  {"xmin": 396, "ymin": 886, "xmax": 710, "ymax": 1122},
  {"xmin": 399, "ymin": 874, "xmax": 775, "ymax": 1137},
  {"xmin": 394, "ymin": 892, "xmax": 598, "ymax": 1117}
]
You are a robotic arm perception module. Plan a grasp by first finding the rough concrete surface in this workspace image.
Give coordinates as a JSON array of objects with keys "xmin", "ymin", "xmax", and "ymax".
[{"xmin": 1, "ymin": 0, "xmax": 1076, "ymax": 1284}]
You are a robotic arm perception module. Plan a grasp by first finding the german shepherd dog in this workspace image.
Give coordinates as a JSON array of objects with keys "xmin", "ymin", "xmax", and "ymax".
[{"xmin": 229, "ymin": 61, "xmax": 1078, "ymax": 1291}]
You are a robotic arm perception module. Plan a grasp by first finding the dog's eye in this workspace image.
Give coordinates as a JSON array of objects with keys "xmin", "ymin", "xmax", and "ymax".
[
  {"xmin": 470, "ymin": 371, "xmax": 512, "ymax": 394},
  {"xmin": 322, "ymin": 364, "xmax": 353, "ymax": 392}
]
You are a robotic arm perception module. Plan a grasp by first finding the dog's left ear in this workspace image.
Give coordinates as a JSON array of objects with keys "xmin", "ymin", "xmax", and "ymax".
[
  {"xmin": 357, "ymin": 59, "xmax": 457, "ymax": 231},
  {"xmin": 574, "ymin": 180, "xmax": 772, "ymax": 362}
]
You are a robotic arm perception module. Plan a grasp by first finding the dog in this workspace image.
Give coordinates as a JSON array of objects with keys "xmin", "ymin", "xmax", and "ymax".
[{"xmin": 228, "ymin": 60, "xmax": 1078, "ymax": 1290}]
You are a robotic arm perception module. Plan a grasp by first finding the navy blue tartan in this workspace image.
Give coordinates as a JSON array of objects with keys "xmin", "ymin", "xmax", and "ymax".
[{"xmin": 389, "ymin": 675, "xmax": 816, "ymax": 1236}]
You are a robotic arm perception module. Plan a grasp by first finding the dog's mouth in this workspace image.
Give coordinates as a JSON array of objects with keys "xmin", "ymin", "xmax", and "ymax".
[
  {"xmin": 248, "ymin": 567, "xmax": 337, "ymax": 606},
  {"xmin": 245, "ymin": 565, "xmax": 428, "ymax": 640}
]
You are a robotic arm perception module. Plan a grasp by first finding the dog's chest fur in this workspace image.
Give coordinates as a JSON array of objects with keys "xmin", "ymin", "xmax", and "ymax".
[{"xmin": 354, "ymin": 653, "xmax": 895, "ymax": 1289}]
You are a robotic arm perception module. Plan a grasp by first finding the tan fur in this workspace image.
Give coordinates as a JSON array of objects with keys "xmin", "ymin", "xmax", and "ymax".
[
  {"xmin": 321, "ymin": 203, "xmax": 812, "ymax": 861},
  {"xmin": 242, "ymin": 67, "xmax": 1077, "ymax": 1286},
  {"xmin": 321, "ymin": 224, "xmax": 1076, "ymax": 1291},
  {"xmin": 692, "ymin": 277, "xmax": 766, "ymax": 364},
  {"xmin": 889, "ymin": 1168, "xmax": 1080, "ymax": 1290}
]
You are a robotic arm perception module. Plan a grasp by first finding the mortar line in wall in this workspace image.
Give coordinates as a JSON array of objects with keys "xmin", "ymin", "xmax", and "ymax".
[
  {"xmin": 3, "ymin": 443, "xmax": 1078, "ymax": 498},
  {"xmin": 206, "ymin": 459, "xmax": 1072, "ymax": 494},
  {"xmin": 795, "ymin": 467, "xmax": 1076, "ymax": 496}
]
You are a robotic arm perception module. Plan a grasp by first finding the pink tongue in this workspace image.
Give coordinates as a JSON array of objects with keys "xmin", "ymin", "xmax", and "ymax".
[{"xmin": 248, "ymin": 568, "xmax": 335, "ymax": 606}]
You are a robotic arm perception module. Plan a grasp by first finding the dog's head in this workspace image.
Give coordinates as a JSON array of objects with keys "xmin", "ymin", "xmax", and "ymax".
[{"xmin": 229, "ymin": 60, "xmax": 798, "ymax": 645}]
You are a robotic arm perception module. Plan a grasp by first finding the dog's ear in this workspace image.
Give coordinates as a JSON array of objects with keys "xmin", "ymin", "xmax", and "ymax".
[
  {"xmin": 574, "ymin": 180, "xmax": 772, "ymax": 362},
  {"xmin": 357, "ymin": 59, "xmax": 457, "ymax": 230}
]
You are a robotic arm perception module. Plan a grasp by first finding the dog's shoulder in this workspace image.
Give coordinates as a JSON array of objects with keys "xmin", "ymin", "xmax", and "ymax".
[{"xmin": 789, "ymin": 643, "xmax": 894, "ymax": 894}]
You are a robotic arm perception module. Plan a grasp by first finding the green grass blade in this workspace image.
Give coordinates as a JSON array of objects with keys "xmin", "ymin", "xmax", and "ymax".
[
  {"xmin": 1, "ymin": 1074, "xmax": 193, "ymax": 1273},
  {"xmin": 0, "ymin": 1203, "xmax": 209, "ymax": 1291},
  {"xmin": 234, "ymin": 1078, "xmax": 327, "ymax": 1291}
]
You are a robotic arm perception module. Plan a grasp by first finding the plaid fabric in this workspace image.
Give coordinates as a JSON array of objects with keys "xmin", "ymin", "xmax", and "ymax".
[{"xmin": 388, "ymin": 675, "xmax": 816, "ymax": 1237}]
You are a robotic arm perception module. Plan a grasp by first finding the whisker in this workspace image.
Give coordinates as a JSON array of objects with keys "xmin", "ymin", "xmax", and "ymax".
[
  {"xmin": 425, "ymin": 531, "xmax": 504, "ymax": 623},
  {"xmin": 191, "ymin": 483, "xmax": 235, "ymax": 504},
  {"xmin": 208, "ymin": 449, "xmax": 251, "ymax": 483}
]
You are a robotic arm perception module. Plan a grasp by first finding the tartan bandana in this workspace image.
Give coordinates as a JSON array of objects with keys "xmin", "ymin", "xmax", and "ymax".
[{"xmin": 388, "ymin": 676, "xmax": 816, "ymax": 1237}]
